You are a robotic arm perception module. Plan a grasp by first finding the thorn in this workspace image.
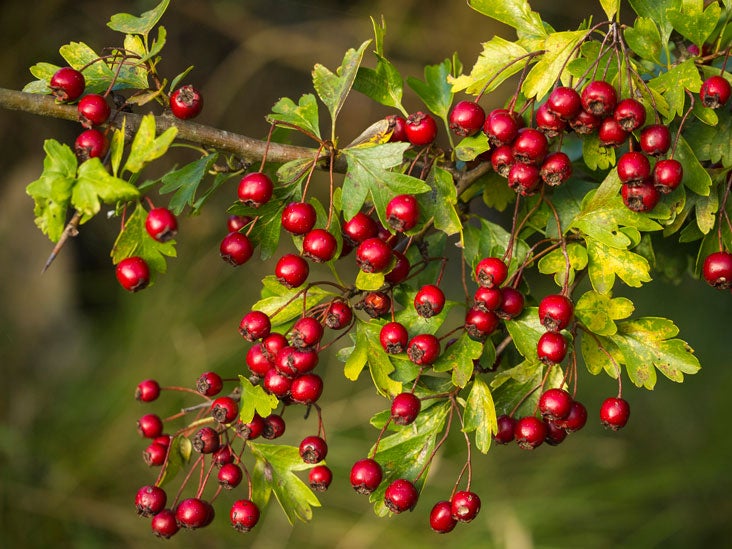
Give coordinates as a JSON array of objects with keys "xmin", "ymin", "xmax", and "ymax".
[{"xmin": 42, "ymin": 211, "xmax": 81, "ymax": 274}]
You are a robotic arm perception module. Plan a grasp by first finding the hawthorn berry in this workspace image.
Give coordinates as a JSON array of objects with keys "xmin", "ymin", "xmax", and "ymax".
[
  {"xmin": 342, "ymin": 212, "xmax": 379, "ymax": 245},
  {"xmin": 380, "ymin": 321, "xmax": 409, "ymax": 354},
  {"xmin": 77, "ymin": 93, "xmax": 110, "ymax": 127},
  {"xmin": 464, "ymin": 307, "xmax": 500, "ymax": 341},
  {"xmin": 355, "ymin": 291, "xmax": 391, "ymax": 318},
  {"xmin": 299, "ymin": 435, "xmax": 328, "ymax": 464},
  {"xmin": 192, "ymin": 426, "xmax": 220, "ymax": 454},
  {"xmin": 581, "ymin": 80, "xmax": 617, "ymax": 117},
  {"xmin": 498, "ymin": 287, "xmax": 524, "ymax": 320},
  {"xmin": 230, "ymin": 499, "xmax": 260, "ymax": 532},
  {"xmin": 196, "ymin": 371, "xmax": 223, "ymax": 396},
  {"xmin": 50, "ymin": 66, "xmax": 85, "ymax": 102},
  {"xmin": 262, "ymin": 413, "xmax": 286, "ymax": 439},
  {"xmin": 350, "ymin": 458, "xmax": 383, "ymax": 494},
  {"xmin": 324, "ymin": 299, "xmax": 353, "ymax": 330},
  {"xmin": 274, "ymin": 345, "xmax": 318, "ymax": 377},
  {"xmin": 227, "ymin": 214, "xmax": 251, "ymax": 232},
  {"xmin": 151, "ymin": 509, "xmax": 179, "ymax": 539},
  {"xmin": 261, "ymin": 333, "xmax": 288, "ymax": 361},
  {"xmin": 599, "ymin": 397, "xmax": 631, "ymax": 430},
  {"xmin": 569, "ymin": 109, "xmax": 601, "ymax": 134},
  {"xmin": 135, "ymin": 485, "xmax": 167, "ymax": 517},
  {"xmin": 406, "ymin": 333, "xmax": 441, "ymax": 365},
  {"xmin": 390, "ymin": 392, "xmax": 422, "ymax": 425},
  {"xmin": 546, "ymin": 86, "xmax": 582, "ymax": 120},
  {"xmin": 538, "ymin": 388, "xmax": 573, "ymax": 420},
  {"xmin": 169, "ymin": 85, "xmax": 204, "ymax": 119},
  {"xmin": 289, "ymin": 316, "xmax": 324, "ymax": 349},
  {"xmin": 302, "ymin": 228, "xmax": 338, "ymax": 262},
  {"xmin": 702, "ymin": 251, "xmax": 732, "ymax": 289},
  {"xmin": 384, "ymin": 251, "xmax": 411, "ymax": 284},
  {"xmin": 449, "ymin": 100, "xmax": 486, "ymax": 137},
  {"xmin": 218, "ymin": 463, "xmax": 243, "ymax": 489},
  {"xmin": 309, "ymin": 465, "xmax": 333, "ymax": 491},
  {"xmin": 700, "ymin": 75, "xmax": 731, "ymax": 108},
  {"xmin": 239, "ymin": 414, "xmax": 266, "ymax": 440},
  {"xmin": 484, "ymin": 109, "xmax": 521, "ymax": 146},
  {"xmin": 290, "ymin": 373, "xmax": 324, "ymax": 404},
  {"xmin": 490, "ymin": 144, "xmax": 516, "ymax": 177},
  {"xmin": 475, "ymin": 257, "xmax": 508, "ymax": 288},
  {"xmin": 386, "ymin": 194, "xmax": 420, "ymax": 232},
  {"xmin": 135, "ymin": 379, "xmax": 161, "ymax": 402},
  {"xmin": 175, "ymin": 497, "xmax": 210, "ymax": 529},
  {"xmin": 473, "ymin": 286, "xmax": 503, "ymax": 312},
  {"xmin": 598, "ymin": 117, "xmax": 629, "ymax": 147},
  {"xmin": 405, "ymin": 111, "xmax": 438, "ymax": 146},
  {"xmin": 535, "ymin": 102, "xmax": 566, "ymax": 137},
  {"xmin": 512, "ymin": 128, "xmax": 548, "ymax": 165},
  {"xmin": 508, "ymin": 162, "xmax": 541, "ymax": 196},
  {"xmin": 515, "ymin": 416, "xmax": 547, "ymax": 449},
  {"xmin": 262, "ymin": 367, "xmax": 292, "ymax": 398},
  {"xmin": 617, "ymin": 152, "xmax": 651, "ymax": 186},
  {"xmin": 493, "ymin": 414, "xmax": 516, "ymax": 444},
  {"xmin": 137, "ymin": 413, "xmax": 164, "ymax": 438},
  {"xmin": 238, "ymin": 172, "xmax": 273, "ymax": 207},
  {"xmin": 142, "ymin": 442, "xmax": 167, "ymax": 467},
  {"xmin": 621, "ymin": 181, "xmax": 660, "ymax": 212},
  {"xmin": 356, "ymin": 237, "xmax": 393, "ymax": 273},
  {"xmin": 212, "ymin": 445, "xmax": 235, "ymax": 467},
  {"xmin": 387, "ymin": 114, "xmax": 408, "ymax": 142},
  {"xmin": 554, "ymin": 400, "xmax": 588, "ymax": 433},
  {"xmin": 281, "ymin": 202, "xmax": 317, "ymax": 235},
  {"xmin": 414, "ymin": 284, "xmax": 445, "ymax": 318},
  {"xmin": 538, "ymin": 294, "xmax": 574, "ymax": 332},
  {"xmin": 537, "ymin": 331, "xmax": 568, "ymax": 365},
  {"xmin": 540, "ymin": 151, "xmax": 572, "ymax": 186},
  {"xmin": 451, "ymin": 490, "xmax": 481, "ymax": 522},
  {"xmin": 544, "ymin": 419, "xmax": 568, "ymax": 446},
  {"xmin": 384, "ymin": 478, "xmax": 419, "ymax": 513},
  {"xmin": 274, "ymin": 254, "xmax": 309, "ymax": 288},
  {"xmin": 239, "ymin": 310, "xmax": 271, "ymax": 341},
  {"xmin": 145, "ymin": 207, "xmax": 178, "ymax": 242},
  {"xmin": 639, "ymin": 124, "xmax": 672, "ymax": 157},
  {"xmin": 613, "ymin": 97, "xmax": 646, "ymax": 131},
  {"xmin": 430, "ymin": 500, "xmax": 458, "ymax": 533},
  {"xmin": 211, "ymin": 396, "xmax": 239, "ymax": 424},
  {"xmin": 653, "ymin": 158, "xmax": 683, "ymax": 193},
  {"xmin": 75, "ymin": 128, "xmax": 108, "ymax": 160},
  {"xmin": 219, "ymin": 232, "xmax": 254, "ymax": 266}
]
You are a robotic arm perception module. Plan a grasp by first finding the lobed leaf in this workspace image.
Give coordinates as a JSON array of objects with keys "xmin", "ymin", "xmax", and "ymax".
[
  {"xmin": 467, "ymin": 0, "xmax": 548, "ymax": 39},
  {"xmin": 72, "ymin": 158, "xmax": 140, "ymax": 223},
  {"xmin": 449, "ymin": 36, "xmax": 529, "ymax": 95},
  {"xmin": 107, "ymin": 0, "xmax": 171, "ymax": 35},
  {"xmin": 267, "ymin": 94, "xmax": 321, "ymax": 140},
  {"xmin": 158, "ymin": 154, "xmax": 219, "ymax": 215},
  {"xmin": 432, "ymin": 332, "xmax": 484, "ymax": 388},
  {"xmin": 407, "ymin": 59, "xmax": 453, "ymax": 120},
  {"xmin": 123, "ymin": 114, "xmax": 178, "ymax": 174},
  {"xmin": 523, "ymin": 30, "xmax": 587, "ymax": 100},
  {"xmin": 463, "ymin": 377, "xmax": 497, "ymax": 454},
  {"xmin": 238, "ymin": 376, "xmax": 279, "ymax": 424}
]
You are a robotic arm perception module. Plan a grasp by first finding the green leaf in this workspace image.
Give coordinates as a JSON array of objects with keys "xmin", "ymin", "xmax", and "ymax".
[
  {"xmin": 695, "ymin": 191, "xmax": 718, "ymax": 234},
  {"xmin": 582, "ymin": 133, "xmax": 616, "ymax": 171},
  {"xmin": 343, "ymin": 320, "xmax": 402, "ymax": 397},
  {"xmin": 648, "ymin": 60, "xmax": 703, "ymax": 123},
  {"xmin": 341, "ymin": 143, "xmax": 430, "ymax": 222},
  {"xmin": 26, "ymin": 140, "xmax": 77, "ymax": 242},
  {"xmin": 158, "ymin": 154, "xmax": 219, "ymax": 215},
  {"xmin": 407, "ymin": 59, "xmax": 453, "ymax": 119},
  {"xmin": 467, "ymin": 0, "xmax": 548, "ymax": 39},
  {"xmin": 421, "ymin": 165, "xmax": 462, "ymax": 239},
  {"xmin": 674, "ymin": 135, "xmax": 712, "ymax": 196},
  {"xmin": 628, "ymin": 0, "xmax": 681, "ymax": 43},
  {"xmin": 600, "ymin": 0, "xmax": 621, "ymax": 20},
  {"xmin": 575, "ymin": 290, "xmax": 635, "ymax": 336},
  {"xmin": 59, "ymin": 42, "xmax": 148, "ymax": 93},
  {"xmin": 432, "ymin": 332, "xmax": 484, "ymax": 388},
  {"xmin": 107, "ymin": 0, "xmax": 170, "ymax": 35},
  {"xmin": 586, "ymin": 238, "xmax": 652, "ymax": 294},
  {"xmin": 111, "ymin": 202, "xmax": 176, "ymax": 275},
  {"xmin": 505, "ymin": 307, "xmax": 545, "ymax": 359},
  {"xmin": 481, "ymin": 171, "xmax": 517, "ymax": 212},
  {"xmin": 369, "ymin": 401, "xmax": 451, "ymax": 516},
  {"xmin": 463, "ymin": 217, "xmax": 530, "ymax": 278},
  {"xmin": 684, "ymin": 110, "xmax": 732, "ymax": 168},
  {"xmin": 393, "ymin": 290, "xmax": 459, "ymax": 336},
  {"xmin": 313, "ymin": 40, "xmax": 371, "ymax": 140},
  {"xmin": 267, "ymin": 94, "xmax": 321, "ymax": 140},
  {"xmin": 157, "ymin": 435, "xmax": 192, "ymax": 487},
  {"xmin": 667, "ymin": 0, "xmax": 721, "ymax": 47},
  {"xmin": 623, "ymin": 17, "xmax": 663, "ymax": 65},
  {"xmin": 354, "ymin": 58, "xmax": 405, "ymax": 112},
  {"xmin": 491, "ymin": 359, "xmax": 563, "ymax": 417},
  {"xmin": 454, "ymin": 132, "xmax": 491, "ymax": 162},
  {"xmin": 238, "ymin": 376, "xmax": 279, "ymax": 424},
  {"xmin": 449, "ymin": 36, "xmax": 529, "ymax": 95},
  {"xmin": 252, "ymin": 276, "xmax": 334, "ymax": 326},
  {"xmin": 249, "ymin": 443, "xmax": 320, "ymax": 524},
  {"xmin": 72, "ymin": 158, "xmax": 140, "ymax": 223},
  {"xmin": 463, "ymin": 377, "xmax": 497, "ymax": 454},
  {"xmin": 109, "ymin": 124, "xmax": 125, "ymax": 178},
  {"xmin": 537, "ymin": 242, "xmax": 588, "ymax": 287},
  {"xmin": 567, "ymin": 41, "xmax": 618, "ymax": 89},
  {"xmin": 523, "ymin": 31, "xmax": 587, "ymax": 100},
  {"xmin": 580, "ymin": 331, "xmax": 623, "ymax": 377},
  {"xmin": 123, "ymin": 114, "xmax": 178, "ymax": 174},
  {"xmin": 355, "ymin": 270, "xmax": 385, "ymax": 291},
  {"xmin": 610, "ymin": 317, "xmax": 701, "ymax": 388}
]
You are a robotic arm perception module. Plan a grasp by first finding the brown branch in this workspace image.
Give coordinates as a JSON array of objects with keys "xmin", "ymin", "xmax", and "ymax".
[{"xmin": 0, "ymin": 87, "xmax": 325, "ymax": 166}]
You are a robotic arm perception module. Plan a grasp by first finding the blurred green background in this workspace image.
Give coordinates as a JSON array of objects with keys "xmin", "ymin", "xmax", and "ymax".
[{"xmin": 1, "ymin": 1, "xmax": 730, "ymax": 547}]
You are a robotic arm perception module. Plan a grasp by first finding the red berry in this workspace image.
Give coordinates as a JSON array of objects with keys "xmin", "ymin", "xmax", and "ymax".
[
  {"xmin": 75, "ymin": 128, "xmax": 108, "ymax": 160},
  {"xmin": 324, "ymin": 299, "xmax": 353, "ymax": 330},
  {"xmin": 309, "ymin": 465, "xmax": 333, "ymax": 491},
  {"xmin": 230, "ymin": 499, "xmax": 260, "ymax": 532},
  {"xmin": 290, "ymin": 373, "xmax": 324, "ymax": 404},
  {"xmin": 145, "ymin": 207, "xmax": 178, "ymax": 242},
  {"xmin": 569, "ymin": 109, "xmax": 602, "ymax": 134},
  {"xmin": 538, "ymin": 388, "xmax": 573, "ymax": 420},
  {"xmin": 262, "ymin": 367, "xmax": 292, "ymax": 397},
  {"xmin": 490, "ymin": 144, "xmax": 516, "ymax": 177},
  {"xmin": 702, "ymin": 251, "xmax": 732, "ymax": 289},
  {"xmin": 239, "ymin": 414, "xmax": 266, "ymax": 440},
  {"xmin": 598, "ymin": 117, "xmax": 629, "ymax": 147},
  {"xmin": 544, "ymin": 419, "xmax": 568, "ymax": 446},
  {"xmin": 303, "ymin": 229, "xmax": 338, "ymax": 262},
  {"xmin": 142, "ymin": 442, "xmax": 167, "ymax": 466},
  {"xmin": 498, "ymin": 287, "xmax": 524, "ymax": 320},
  {"xmin": 449, "ymin": 101, "xmax": 486, "ymax": 137},
  {"xmin": 652, "ymin": 158, "xmax": 683, "ymax": 193},
  {"xmin": 386, "ymin": 194, "xmax": 420, "ymax": 232},
  {"xmin": 274, "ymin": 253, "xmax": 309, "ymax": 288},
  {"xmin": 282, "ymin": 202, "xmax": 317, "ymax": 235},
  {"xmin": 169, "ymin": 85, "xmax": 203, "ymax": 119},
  {"xmin": 50, "ymin": 67, "xmax": 85, "ymax": 102},
  {"xmin": 192, "ymin": 426, "xmax": 220, "ymax": 454},
  {"xmin": 274, "ymin": 345, "xmax": 319, "ymax": 377},
  {"xmin": 639, "ymin": 124, "xmax": 672, "ymax": 157},
  {"xmin": 356, "ymin": 237, "xmax": 393, "ymax": 273},
  {"xmin": 617, "ymin": 152, "xmax": 651, "ymax": 186},
  {"xmin": 484, "ymin": 109, "xmax": 520, "ymax": 146},
  {"xmin": 599, "ymin": 397, "xmax": 631, "ymax": 430},
  {"xmin": 212, "ymin": 445, "xmax": 235, "ymax": 467},
  {"xmin": 537, "ymin": 331, "xmax": 568, "ymax": 365},
  {"xmin": 211, "ymin": 396, "xmax": 239, "ymax": 424},
  {"xmin": 621, "ymin": 181, "xmax": 660, "ymax": 212},
  {"xmin": 262, "ymin": 413, "xmax": 286, "ymax": 440},
  {"xmin": 289, "ymin": 316, "xmax": 324, "ymax": 349},
  {"xmin": 391, "ymin": 392, "xmax": 422, "ymax": 425},
  {"xmin": 196, "ymin": 371, "xmax": 223, "ymax": 396},
  {"xmin": 515, "ymin": 416, "xmax": 547, "ymax": 449},
  {"xmin": 700, "ymin": 75, "xmax": 731, "ymax": 108},
  {"xmin": 554, "ymin": 400, "xmax": 588, "ymax": 433},
  {"xmin": 137, "ymin": 413, "xmax": 164, "ymax": 438},
  {"xmin": 546, "ymin": 86, "xmax": 582, "ymax": 120},
  {"xmin": 475, "ymin": 257, "xmax": 508, "ymax": 288},
  {"xmin": 512, "ymin": 128, "xmax": 548, "ymax": 165},
  {"xmin": 430, "ymin": 500, "xmax": 458, "ymax": 533},
  {"xmin": 414, "ymin": 284, "xmax": 445, "ymax": 318},
  {"xmin": 151, "ymin": 509, "xmax": 179, "ymax": 539},
  {"xmin": 508, "ymin": 162, "xmax": 541, "ymax": 196},
  {"xmin": 538, "ymin": 294, "xmax": 574, "ymax": 332},
  {"xmin": 239, "ymin": 310, "xmax": 271, "ymax": 341},
  {"xmin": 135, "ymin": 485, "xmax": 167, "ymax": 517},
  {"xmin": 387, "ymin": 115, "xmax": 408, "ymax": 142},
  {"xmin": 406, "ymin": 333, "xmax": 441, "ymax": 365},
  {"xmin": 384, "ymin": 250, "xmax": 411, "ymax": 284},
  {"xmin": 227, "ymin": 214, "xmax": 251, "ymax": 232},
  {"xmin": 218, "ymin": 463, "xmax": 243, "ymax": 489},
  {"xmin": 220, "ymin": 232, "xmax": 254, "ymax": 266},
  {"xmin": 77, "ymin": 93, "xmax": 110, "ymax": 128},
  {"xmin": 613, "ymin": 98, "xmax": 646, "ymax": 131},
  {"xmin": 175, "ymin": 497, "xmax": 211, "ymax": 529},
  {"xmin": 540, "ymin": 151, "xmax": 573, "ymax": 186},
  {"xmin": 246, "ymin": 344, "xmax": 273, "ymax": 377},
  {"xmin": 464, "ymin": 307, "xmax": 500, "ymax": 341},
  {"xmin": 473, "ymin": 286, "xmax": 503, "ymax": 312},
  {"xmin": 493, "ymin": 414, "xmax": 516, "ymax": 444},
  {"xmin": 299, "ymin": 435, "xmax": 328, "ymax": 464},
  {"xmin": 261, "ymin": 333, "xmax": 288, "ymax": 361},
  {"xmin": 350, "ymin": 458, "xmax": 383, "ymax": 495},
  {"xmin": 355, "ymin": 291, "xmax": 392, "ymax": 318},
  {"xmin": 451, "ymin": 490, "xmax": 481, "ymax": 522},
  {"xmin": 581, "ymin": 80, "xmax": 617, "ymax": 117},
  {"xmin": 384, "ymin": 478, "xmax": 419, "ymax": 513},
  {"xmin": 405, "ymin": 111, "xmax": 438, "ymax": 146},
  {"xmin": 535, "ymin": 102, "xmax": 566, "ymax": 137},
  {"xmin": 135, "ymin": 379, "xmax": 161, "ymax": 402},
  {"xmin": 238, "ymin": 172, "xmax": 273, "ymax": 208},
  {"xmin": 342, "ymin": 212, "xmax": 379, "ymax": 245},
  {"xmin": 380, "ymin": 321, "xmax": 409, "ymax": 354}
]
